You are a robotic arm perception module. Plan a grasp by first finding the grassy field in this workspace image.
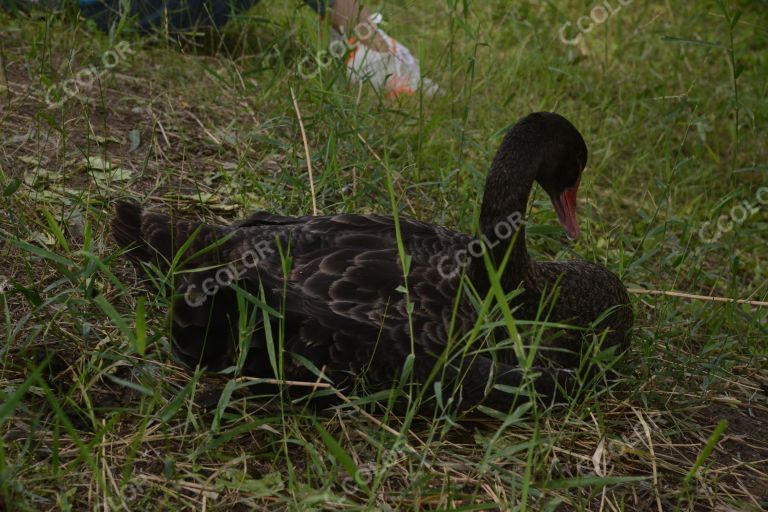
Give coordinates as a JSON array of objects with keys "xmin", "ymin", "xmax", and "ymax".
[{"xmin": 1, "ymin": 0, "xmax": 767, "ymax": 510}]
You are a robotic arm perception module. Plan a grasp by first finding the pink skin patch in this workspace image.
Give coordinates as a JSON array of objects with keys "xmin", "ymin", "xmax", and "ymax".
[{"xmin": 551, "ymin": 173, "xmax": 582, "ymax": 241}]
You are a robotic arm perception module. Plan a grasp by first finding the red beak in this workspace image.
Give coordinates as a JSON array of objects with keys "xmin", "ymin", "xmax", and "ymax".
[{"xmin": 550, "ymin": 182, "xmax": 580, "ymax": 241}]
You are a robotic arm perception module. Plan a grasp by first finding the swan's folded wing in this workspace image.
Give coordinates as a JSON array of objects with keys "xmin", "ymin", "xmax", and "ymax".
[{"xmin": 238, "ymin": 236, "xmax": 470, "ymax": 383}]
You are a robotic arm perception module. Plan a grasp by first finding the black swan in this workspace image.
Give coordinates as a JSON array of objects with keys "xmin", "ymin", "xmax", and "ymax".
[{"xmin": 112, "ymin": 112, "xmax": 632, "ymax": 412}]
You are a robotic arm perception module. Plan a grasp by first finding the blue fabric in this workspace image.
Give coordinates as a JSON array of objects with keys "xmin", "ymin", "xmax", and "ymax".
[{"xmin": 78, "ymin": 0, "xmax": 334, "ymax": 33}]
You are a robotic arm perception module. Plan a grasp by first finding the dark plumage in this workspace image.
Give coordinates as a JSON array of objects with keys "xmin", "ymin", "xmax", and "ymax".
[{"xmin": 111, "ymin": 112, "xmax": 632, "ymax": 412}]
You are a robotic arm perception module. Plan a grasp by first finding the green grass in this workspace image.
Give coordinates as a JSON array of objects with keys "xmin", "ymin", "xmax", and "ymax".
[{"xmin": 1, "ymin": 0, "xmax": 767, "ymax": 510}]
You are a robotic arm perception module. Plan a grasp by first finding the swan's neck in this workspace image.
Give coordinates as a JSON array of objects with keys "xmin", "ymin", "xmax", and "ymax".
[{"xmin": 471, "ymin": 146, "xmax": 540, "ymax": 294}]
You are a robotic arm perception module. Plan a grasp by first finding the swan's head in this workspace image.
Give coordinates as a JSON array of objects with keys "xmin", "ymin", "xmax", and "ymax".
[{"xmin": 516, "ymin": 112, "xmax": 588, "ymax": 241}]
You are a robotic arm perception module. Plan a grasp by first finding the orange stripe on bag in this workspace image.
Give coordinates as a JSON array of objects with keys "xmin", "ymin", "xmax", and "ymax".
[
  {"xmin": 346, "ymin": 37, "xmax": 358, "ymax": 65},
  {"xmin": 386, "ymin": 76, "xmax": 415, "ymax": 98}
]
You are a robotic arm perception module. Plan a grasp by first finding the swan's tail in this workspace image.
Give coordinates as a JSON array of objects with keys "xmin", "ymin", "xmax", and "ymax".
[
  {"xmin": 111, "ymin": 201, "xmax": 232, "ymax": 270},
  {"xmin": 111, "ymin": 201, "xmax": 174, "ymax": 265},
  {"xmin": 112, "ymin": 201, "xmax": 151, "ymax": 262}
]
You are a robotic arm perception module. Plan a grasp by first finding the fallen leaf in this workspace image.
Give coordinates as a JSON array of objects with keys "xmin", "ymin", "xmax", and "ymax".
[
  {"xmin": 89, "ymin": 134, "xmax": 124, "ymax": 145},
  {"xmin": 83, "ymin": 156, "xmax": 134, "ymax": 183},
  {"xmin": 128, "ymin": 129, "xmax": 141, "ymax": 152},
  {"xmin": 23, "ymin": 167, "xmax": 62, "ymax": 188},
  {"xmin": 592, "ymin": 437, "xmax": 606, "ymax": 477}
]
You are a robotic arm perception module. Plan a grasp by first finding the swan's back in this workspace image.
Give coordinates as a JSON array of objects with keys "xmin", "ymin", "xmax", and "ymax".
[{"xmin": 112, "ymin": 203, "xmax": 491, "ymax": 393}]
